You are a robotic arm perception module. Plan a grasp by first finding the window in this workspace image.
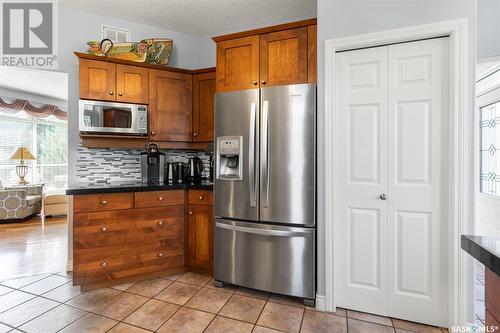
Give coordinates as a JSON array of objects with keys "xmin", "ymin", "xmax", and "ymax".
[
  {"xmin": 480, "ymin": 101, "xmax": 500, "ymax": 196},
  {"xmin": 0, "ymin": 112, "xmax": 67, "ymax": 189}
]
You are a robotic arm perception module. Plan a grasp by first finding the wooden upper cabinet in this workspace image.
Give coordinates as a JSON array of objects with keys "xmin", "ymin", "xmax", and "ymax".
[
  {"xmin": 193, "ymin": 71, "xmax": 216, "ymax": 142},
  {"xmin": 149, "ymin": 69, "xmax": 193, "ymax": 142},
  {"xmin": 187, "ymin": 204, "xmax": 213, "ymax": 271},
  {"xmin": 307, "ymin": 25, "xmax": 317, "ymax": 83},
  {"xmin": 259, "ymin": 27, "xmax": 308, "ymax": 87},
  {"xmin": 79, "ymin": 59, "xmax": 115, "ymax": 101},
  {"xmin": 115, "ymin": 64, "xmax": 149, "ymax": 104},
  {"xmin": 216, "ymin": 36, "xmax": 259, "ymax": 92}
]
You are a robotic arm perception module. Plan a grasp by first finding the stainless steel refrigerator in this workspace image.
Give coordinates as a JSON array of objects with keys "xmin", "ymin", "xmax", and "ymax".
[{"xmin": 214, "ymin": 83, "xmax": 316, "ymax": 305}]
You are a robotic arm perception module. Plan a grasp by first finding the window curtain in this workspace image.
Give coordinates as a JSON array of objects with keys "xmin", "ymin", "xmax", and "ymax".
[{"xmin": 0, "ymin": 97, "xmax": 67, "ymax": 120}]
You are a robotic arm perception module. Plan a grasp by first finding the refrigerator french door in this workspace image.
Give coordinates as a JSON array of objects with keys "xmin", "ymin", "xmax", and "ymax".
[{"xmin": 214, "ymin": 84, "xmax": 316, "ymax": 302}]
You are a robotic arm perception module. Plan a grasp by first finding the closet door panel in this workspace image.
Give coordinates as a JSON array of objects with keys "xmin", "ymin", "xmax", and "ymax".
[
  {"xmin": 335, "ymin": 46, "xmax": 389, "ymax": 315},
  {"xmin": 387, "ymin": 38, "xmax": 449, "ymax": 327}
]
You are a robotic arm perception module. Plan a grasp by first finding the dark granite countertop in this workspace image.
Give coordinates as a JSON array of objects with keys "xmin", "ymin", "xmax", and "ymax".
[
  {"xmin": 461, "ymin": 235, "xmax": 500, "ymax": 276},
  {"xmin": 66, "ymin": 181, "xmax": 213, "ymax": 195}
]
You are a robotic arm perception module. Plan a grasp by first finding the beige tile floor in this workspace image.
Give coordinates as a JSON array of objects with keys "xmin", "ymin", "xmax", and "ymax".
[{"xmin": 0, "ymin": 271, "xmax": 449, "ymax": 333}]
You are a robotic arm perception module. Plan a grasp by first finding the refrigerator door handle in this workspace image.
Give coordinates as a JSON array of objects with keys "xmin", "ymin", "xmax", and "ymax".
[
  {"xmin": 216, "ymin": 221, "xmax": 311, "ymax": 237},
  {"xmin": 249, "ymin": 102, "xmax": 257, "ymax": 207},
  {"xmin": 262, "ymin": 100, "xmax": 270, "ymax": 208}
]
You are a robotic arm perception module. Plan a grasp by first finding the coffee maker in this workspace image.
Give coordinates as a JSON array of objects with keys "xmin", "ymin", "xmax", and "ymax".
[
  {"xmin": 187, "ymin": 157, "xmax": 203, "ymax": 184},
  {"xmin": 140, "ymin": 143, "xmax": 165, "ymax": 184}
]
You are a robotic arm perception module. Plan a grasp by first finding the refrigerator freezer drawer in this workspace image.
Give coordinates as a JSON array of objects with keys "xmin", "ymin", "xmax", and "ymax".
[{"xmin": 214, "ymin": 219, "xmax": 315, "ymax": 300}]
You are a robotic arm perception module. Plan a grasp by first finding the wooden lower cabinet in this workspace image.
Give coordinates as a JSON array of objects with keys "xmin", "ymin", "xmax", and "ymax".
[
  {"xmin": 485, "ymin": 268, "xmax": 500, "ymax": 327},
  {"xmin": 187, "ymin": 190, "xmax": 213, "ymax": 272},
  {"xmin": 73, "ymin": 191, "xmax": 186, "ymax": 288}
]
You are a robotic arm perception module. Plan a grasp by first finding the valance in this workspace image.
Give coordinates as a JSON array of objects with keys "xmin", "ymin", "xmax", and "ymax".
[{"xmin": 0, "ymin": 97, "xmax": 67, "ymax": 120}]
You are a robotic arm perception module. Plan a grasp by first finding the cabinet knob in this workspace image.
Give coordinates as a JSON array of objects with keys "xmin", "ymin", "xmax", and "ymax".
[
  {"xmin": 189, "ymin": 211, "xmax": 193, "ymax": 215},
  {"xmin": 252, "ymin": 80, "xmax": 258, "ymax": 85},
  {"xmin": 101, "ymin": 262, "xmax": 107, "ymax": 267},
  {"xmin": 101, "ymin": 200, "xmax": 107, "ymax": 205},
  {"xmin": 151, "ymin": 131, "xmax": 155, "ymax": 136},
  {"xmin": 158, "ymin": 196, "xmax": 163, "ymax": 201},
  {"xmin": 193, "ymin": 132, "xmax": 197, "ymax": 137},
  {"xmin": 261, "ymin": 80, "xmax": 267, "ymax": 85},
  {"xmin": 158, "ymin": 220, "xmax": 164, "ymax": 226},
  {"xmin": 101, "ymin": 227, "xmax": 107, "ymax": 232},
  {"xmin": 109, "ymin": 91, "xmax": 114, "ymax": 95},
  {"xmin": 199, "ymin": 195, "xmax": 204, "ymax": 200},
  {"xmin": 158, "ymin": 253, "xmax": 164, "ymax": 258},
  {"xmin": 118, "ymin": 91, "xmax": 123, "ymax": 96}
]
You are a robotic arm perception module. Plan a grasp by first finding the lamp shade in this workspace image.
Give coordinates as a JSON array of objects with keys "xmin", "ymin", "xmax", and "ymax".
[{"xmin": 9, "ymin": 147, "xmax": 35, "ymax": 160}]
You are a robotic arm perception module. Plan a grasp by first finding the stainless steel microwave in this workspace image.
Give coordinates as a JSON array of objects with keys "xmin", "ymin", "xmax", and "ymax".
[{"xmin": 79, "ymin": 99, "xmax": 148, "ymax": 135}]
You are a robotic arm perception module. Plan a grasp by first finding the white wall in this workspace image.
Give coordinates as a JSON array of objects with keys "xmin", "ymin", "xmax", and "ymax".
[
  {"xmin": 316, "ymin": 0, "xmax": 477, "ymax": 300},
  {"xmin": 477, "ymin": 0, "xmax": 500, "ymax": 60},
  {"xmin": 57, "ymin": 5, "xmax": 215, "ymax": 184}
]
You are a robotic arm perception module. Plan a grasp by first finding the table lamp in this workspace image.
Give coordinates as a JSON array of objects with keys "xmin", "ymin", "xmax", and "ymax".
[{"xmin": 9, "ymin": 147, "xmax": 35, "ymax": 185}]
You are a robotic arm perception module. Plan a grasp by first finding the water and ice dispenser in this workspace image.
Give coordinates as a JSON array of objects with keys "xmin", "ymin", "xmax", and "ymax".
[{"xmin": 216, "ymin": 136, "xmax": 243, "ymax": 180}]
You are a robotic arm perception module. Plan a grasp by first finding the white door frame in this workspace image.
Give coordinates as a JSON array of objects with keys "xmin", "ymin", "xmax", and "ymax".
[{"xmin": 324, "ymin": 18, "xmax": 472, "ymax": 327}]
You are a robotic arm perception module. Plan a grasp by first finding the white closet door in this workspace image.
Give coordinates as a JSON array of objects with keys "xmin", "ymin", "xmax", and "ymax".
[
  {"xmin": 335, "ymin": 46, "xmax": 389, "ymax": 314},
  {"xmin": 387, "ymin": 38, "xmax": 448, "ymax": 326}
]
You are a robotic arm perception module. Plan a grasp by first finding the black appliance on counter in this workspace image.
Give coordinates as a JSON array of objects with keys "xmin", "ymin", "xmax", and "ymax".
[
  {"xmin": 140, "ymin": 142, "xmax": 165, "ymax": 184},
  {"xmin": 172, "ymin": 162, "xmax": 189, "ymax": 184},
  {"xmin": 187, "ymin": 157, "xmax": 203, "ymax": 184}
]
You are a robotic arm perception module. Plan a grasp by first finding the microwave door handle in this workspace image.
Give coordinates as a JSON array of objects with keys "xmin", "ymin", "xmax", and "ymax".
[{"xmin": 249, "ymin": 102, "xmax": 257, "ymax": 207}]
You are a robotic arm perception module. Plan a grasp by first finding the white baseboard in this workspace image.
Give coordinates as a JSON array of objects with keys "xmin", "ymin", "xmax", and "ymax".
[
  {"xmin": 315, "ymin": 293, "xmax": 326, "ymax": 311},
  {"xmin": 66, "ymin": 260, "xmax": 73, "ymax": 272}
]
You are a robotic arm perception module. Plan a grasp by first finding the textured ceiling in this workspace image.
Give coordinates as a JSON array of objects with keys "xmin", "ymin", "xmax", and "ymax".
[{"xmin": 59, "ymin": 0, "xmax": 316, "ymax": 37}]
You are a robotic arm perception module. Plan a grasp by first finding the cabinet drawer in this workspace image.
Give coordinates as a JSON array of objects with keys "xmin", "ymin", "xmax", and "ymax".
[
  {"xmin": 134, "ymin": 190, "xmax": 184, "ymax": 208},
  {"xmin": 73, "ymin": 238, "xmax": 184, "ymax": 285},
  {"xmin": 74, "ymin": 206, "xmax": 184, "ymax": 248},
  {"xmin": 188, "ymin": 190, "xmax": 213, "ymax": 205},
  {"xmin": 73, "ymin": 193, "xmax": 133, "ymax": 213}
]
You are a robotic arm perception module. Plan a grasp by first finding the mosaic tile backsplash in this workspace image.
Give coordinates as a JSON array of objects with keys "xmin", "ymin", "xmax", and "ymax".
[{"xmin": 75, "ymin": 147, "xmax": 212, "ymax": 185}]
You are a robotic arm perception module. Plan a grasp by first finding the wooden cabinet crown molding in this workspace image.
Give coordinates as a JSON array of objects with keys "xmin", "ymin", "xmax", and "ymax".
[
  {"xmin": 75, "ymin": 52, "xmax": 215, "ymax": 75},
  {"xmin": 212, "ymin": 18, "xmax": 317, "ymax": 42}
]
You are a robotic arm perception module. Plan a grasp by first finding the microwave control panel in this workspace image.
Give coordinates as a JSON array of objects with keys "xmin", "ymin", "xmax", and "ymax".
[{"xmin": 137, "ymin": 106, "xmax": 148, "ymax": 134}]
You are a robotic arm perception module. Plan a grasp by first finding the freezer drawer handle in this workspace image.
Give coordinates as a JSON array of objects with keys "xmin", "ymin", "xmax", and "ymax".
[
  {"xmin": 216, "ymin": 222, "xmax": 310, "ymax": 237},
  {"xmin": 249, "ymin": 102, "xmax": 257, "ymax": 207}
]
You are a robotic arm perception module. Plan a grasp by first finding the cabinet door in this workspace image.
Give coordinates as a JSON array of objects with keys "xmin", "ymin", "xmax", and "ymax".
[
  {"xmin": 149, "ymin": 69, "xmax": 193, "ymax": 141},
  {"xmin": 259, "ymin": 27, "xmax": 308, "ymax": 87},
  {"xmin": 187, "ymin": 204, "xmax": 213, "ymax": 271},
  {"xmin": 79, "ymin": 59, "xmax": 116, "ymax": 101},
  {"xmin": 193, "ymin": 72, "xmax": 216, "ymax": 142},
  {"xmin": 307, "ymin": 25, "xmax": 317, "ymax": 83},
  {"xmin": 116, "ymin": 64, "xmax": 149, "ymax": 104},
  {"xmin": 216, "ymin": 36, "xmax": 259, "ymax": 92}
]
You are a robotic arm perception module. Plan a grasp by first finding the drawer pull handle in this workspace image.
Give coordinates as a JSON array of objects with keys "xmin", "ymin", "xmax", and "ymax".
[
  {"xmin": 252, "ymin": 80, "xmax": 258, "ymax": 85},
  {"xmin": 118, "ymin": 91, "xmax": 123, "ymax": 96},
  {"xmin": 193, "ymin": 132, "xmax": 197, "ymax": 137},
  {"xmin": 158, "ymin": 197, "xmax": 163, "ymax": 201},
  {"xmin": 101, "ymin": 262, "xmax": 107, "ymax": 267},
  {"xmin": 158, "ymin": 220, "xmax": 164, "ymax": 226},
  {"xmin": 101, "ymin": 227, "xmax": 108, "ymax": 232},
  {"xmin": 101, "ymin": 200, "xmax": 107, "ymax": 205},
  {"xmin": 189, "ymin": 211, "xmax": 193, "ymax": 215},
  {"xmin": 151, "ymin": 131, "xmax": 155, "ymax": 136},
  {"xmin": 109, "ymin": 91, "xmax": 114, "ymax": 95},
  {"xmin": 199, "ymin": 195, "xmax": 204, "ymax": 200},
  {"xmin": 261, "ymin": 80, "xmax": 267, "ymax": 85},
  {"xmin": 158, "ymin": 253, "xmax": 164, "ymax": 258}
]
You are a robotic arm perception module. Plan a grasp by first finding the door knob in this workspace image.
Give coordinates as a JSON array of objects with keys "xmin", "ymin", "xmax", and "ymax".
[
  {"xmin": 101, "ymin": 227, "xmax": 107, "ymax": 232},
  {"xmin": 193, "ymin": 132, "xmax": 197, "ymax": 137},
  {"xmin": 118, "ymin": 91, "xmax": 123, "ymax": 96},
  {"xmin": 261, "ymin": 80, "xmax": 267, "ymax": 85},
  {"xmin": 199, "ymin": 195, "xmax": 204, "ymax": 200},
  {"xmin": 109, "ymin": 91, "xmax": 114, "ymax": 95},
  {"xmin": 252, "ymin": 80, "xmax": 258, "ymax": 85},
  {"xmin": 189, "ymin": 211, "xmax": 193, "ymax": 215},
  {"xmin": 151, "ymin": 131, "xmax": 155, "ymax": 136},
  {"xmin": 379, "ymin": 194, "xmax": 387, "ymax": 200},
  {"xmin": 101, "ymin": 200, "xmax": 107, "ymax": 205},
  {"xmin": 158, "ymin": 196, "xmax": 163, "ymax": 201},
  {"xmin": 158, "ymin": 220, "xmax": 164, "ymax": 226},
  {"xmin": 101, "ymin": 262, "xmax": 107, "ymax": 267}
]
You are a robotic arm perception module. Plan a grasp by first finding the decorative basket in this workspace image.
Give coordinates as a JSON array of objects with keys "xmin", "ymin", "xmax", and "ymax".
[{"xmin": 142, "ymin": 38, "xmax": 173, "ymax": 65}]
